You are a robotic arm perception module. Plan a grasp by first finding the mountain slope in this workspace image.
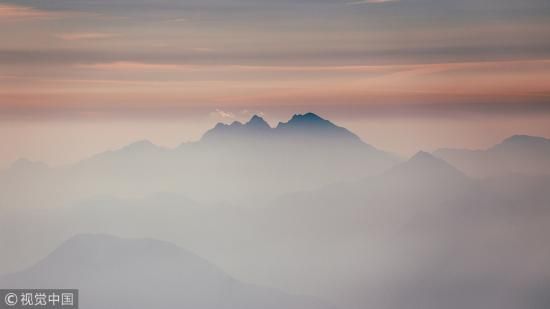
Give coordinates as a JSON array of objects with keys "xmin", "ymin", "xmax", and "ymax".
[
  {"xmin": 434, "ymin": 135, "xmax": 550, "ymax": 177},
  {"xmin": 259, "ymin": 152, "xmax": 550, "ymax": 309},
  {"xmin": 384, "ymin": 151, "xmax": 467, "ymax": 182},
  {"xmin": 0, "ymin": 234, "xmax": 333, "ymax": 309}
]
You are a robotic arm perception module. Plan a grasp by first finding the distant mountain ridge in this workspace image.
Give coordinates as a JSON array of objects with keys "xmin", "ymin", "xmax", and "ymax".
[
  {"xmin": 0, "ymin": 112, "xmax": 397, "ymax": 205},
  {"xmin": 435, "ymin": 135, "xmax": 550, "ymax": 177},
  {"xmin": 493, "ymin": 135, "xmax": 550, "ymax": 151},
  {"xmin": 6, "ymin": 158, "xmax": 49, "ymax": 173},
  {"xmin": 385, "ymin": 151, "xmax": 467, "ymax": 181}
]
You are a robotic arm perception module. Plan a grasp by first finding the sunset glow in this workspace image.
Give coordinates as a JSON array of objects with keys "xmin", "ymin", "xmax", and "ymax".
[{"xmin": 1, "ymin": 0, "xmax": 549, "ymax": 165}]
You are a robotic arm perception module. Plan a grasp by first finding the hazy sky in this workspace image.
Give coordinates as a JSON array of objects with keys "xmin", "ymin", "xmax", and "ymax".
[{"xmin": 1, "ymin": 0, "xmax": 550, "ymax": 167}]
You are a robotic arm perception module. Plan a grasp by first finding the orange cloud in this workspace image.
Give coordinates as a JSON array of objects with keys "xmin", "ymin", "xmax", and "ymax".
[
  {"xmin": 3, "ymin": 58, "xmax": 549, "ymax": 121},
  {"xmin": 0, "ymin": 4, "xmax": 58, "ymax": 21},
  {"xmin": 76, "ymin": 61, "xmax": 400, "ymax": 73},
  {"xmin": 75, "ymin": 59, "xmax": 550, "ymax": 75},
  {"xmin": 56, "ymin": 32, "xmax": 118, "ymax": 41}
]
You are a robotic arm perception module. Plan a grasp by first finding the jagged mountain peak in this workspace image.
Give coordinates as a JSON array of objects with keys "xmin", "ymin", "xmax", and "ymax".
[
  {"xmin": 245, "ymin": 114, "xmax": 271, "ymax": 129},
  {"xmin": 213, "ymin": 121, "xmax": 244, "ymax": 129},
  {"xmin": 202, "ymin": 118, "xmax": 268, "ymax": 141},
  {"xmin": 202, "ymin": 112, "xmax": 362, "ymax": 143}
]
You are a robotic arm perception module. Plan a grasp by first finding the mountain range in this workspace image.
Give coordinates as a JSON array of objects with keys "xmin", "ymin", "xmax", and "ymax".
[
  {"xmin": 435, "ymin": 135, "xmax": 550, "ymax": 177},
  {"xmin": 2, "ymin": 150, "xmax": 550, "ymax": 309},
  {"xmin": 0, "ymin": 113, "xmax": 396, "ymax": 207}
]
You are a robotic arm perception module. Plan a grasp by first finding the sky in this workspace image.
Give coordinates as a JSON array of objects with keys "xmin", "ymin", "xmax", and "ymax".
[{"xmin": 1, "ymin": 0, "xmax": 550, "ymax": 167}]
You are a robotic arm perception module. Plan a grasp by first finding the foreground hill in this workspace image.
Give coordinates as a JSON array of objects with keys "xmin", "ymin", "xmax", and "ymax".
[{"xmin": 0, "ymin": 234, "xmax": 333, "ymax": 309}]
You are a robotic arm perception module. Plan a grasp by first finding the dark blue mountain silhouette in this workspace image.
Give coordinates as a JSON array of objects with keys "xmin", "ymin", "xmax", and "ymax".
[
  {"xmin": 275, "ymin": 113, "xmax": 360, "ymax": 141},
  {"xmin": 201, "ymin": 115, "xmax": 271, "ymax": 142},
  {"xmin": 247, "ymin": 114, "xmax": 271, "ymax": 129},
  {"xmin": 201, "ymin": 113, "xmax": 361, "ymax": 144}
]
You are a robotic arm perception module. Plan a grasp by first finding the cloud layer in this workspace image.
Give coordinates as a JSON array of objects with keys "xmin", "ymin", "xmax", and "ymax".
[{"xmin": 0, "ymin": 0, "xmax": 549, "ymax": 163}]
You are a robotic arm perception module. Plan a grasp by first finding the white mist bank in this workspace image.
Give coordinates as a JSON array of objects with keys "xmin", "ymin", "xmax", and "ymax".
[{"xmin": 2, "ymin": 114, "xmax": 550, "ymax": 309}]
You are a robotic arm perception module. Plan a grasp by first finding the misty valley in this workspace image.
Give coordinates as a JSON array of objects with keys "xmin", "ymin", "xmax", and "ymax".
[{"xmin": 2, "ymin": 113, "xmax": 550, "ymax": 309}]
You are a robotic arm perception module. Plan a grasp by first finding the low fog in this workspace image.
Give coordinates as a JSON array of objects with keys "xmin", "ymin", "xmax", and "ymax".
[{"xmin": 2, "ymin": 113, "xmax": 550, "ymax": 309}]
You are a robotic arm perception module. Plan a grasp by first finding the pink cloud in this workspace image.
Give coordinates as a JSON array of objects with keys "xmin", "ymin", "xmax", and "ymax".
[
  {"xmin": 0, "ymin": 4, "xmax": 59, "ymax": 21},
  {"xmin": 56, "ymin": 32, "xmax": 118, "ymax": 41}
]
